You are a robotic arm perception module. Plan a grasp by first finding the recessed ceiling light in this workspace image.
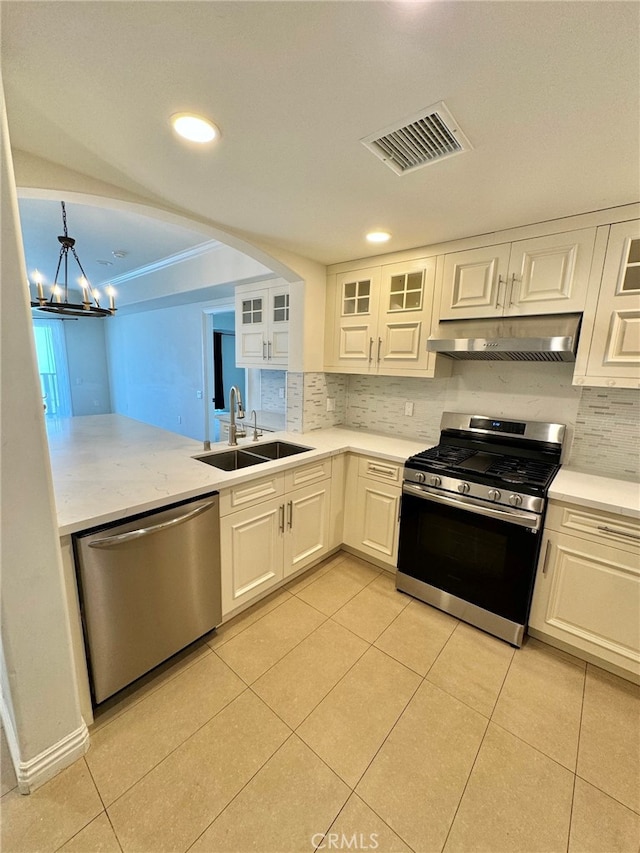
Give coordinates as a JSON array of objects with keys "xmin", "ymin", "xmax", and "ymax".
[
  {"xmin": 366, "ymin": 231, "xmax": 391, "ymax": 243},
  {"xmin": 171, "ymin": 113, "xmax": 219, "ymax": 144}
]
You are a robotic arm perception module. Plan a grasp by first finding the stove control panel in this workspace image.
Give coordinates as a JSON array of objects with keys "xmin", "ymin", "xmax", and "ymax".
[{"xmin": 403, "ymin": 466, "xmax": 545, "ymax": 514}]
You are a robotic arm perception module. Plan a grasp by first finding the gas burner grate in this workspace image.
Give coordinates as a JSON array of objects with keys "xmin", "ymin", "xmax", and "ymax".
[
  {"xmin": 413, "ymin": 446, "xmax": 475, "ymax": 466},
  {"xmin": 485, "ymin": 457, "xmax": 558, "ymax": 486}
]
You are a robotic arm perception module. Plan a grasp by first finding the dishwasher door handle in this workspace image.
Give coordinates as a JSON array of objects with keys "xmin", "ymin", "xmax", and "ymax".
[{"xmin": 89, "ymin": 500, "xmax": 218, "ymax": 548}]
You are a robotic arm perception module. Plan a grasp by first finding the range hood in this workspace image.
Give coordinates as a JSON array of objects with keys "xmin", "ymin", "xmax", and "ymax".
[{"xmin": 427, "ymin": 314, "xmax": 582, "ymax": 362}]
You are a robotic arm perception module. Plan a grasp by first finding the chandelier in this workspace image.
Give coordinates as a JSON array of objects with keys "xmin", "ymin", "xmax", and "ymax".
[{"xmin": 30, "ymin": 201, "xmax": 116, "ymax": 318}]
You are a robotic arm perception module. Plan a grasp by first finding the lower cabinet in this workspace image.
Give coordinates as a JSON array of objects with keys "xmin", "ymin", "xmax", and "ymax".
[
  {"xmin": 529, "ymin": 500, "xmax": 640, "ymax": 681},
  {"xmin": 343, "ymin": 455, "xmax": 402, "ymax": 568},
  {"xmin": 220, "ymin": 463, "xmax": 330, "ymax": 615}
]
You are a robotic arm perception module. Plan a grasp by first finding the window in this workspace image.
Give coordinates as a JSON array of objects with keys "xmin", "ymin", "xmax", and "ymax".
[{"xmin": 32, "ymin": 319, "xmax": 72, "ymax": 417}]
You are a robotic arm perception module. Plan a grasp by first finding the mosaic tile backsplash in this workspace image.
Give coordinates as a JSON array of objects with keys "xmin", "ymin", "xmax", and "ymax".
[
  {"xmin": 293, "ymin": 363, "xmax": 639, "ymax": 481},
  {"xmin": 569, "ymin": 387, "xmax": 640, "ymax": 481},
  {"xmin": 260, "ymin": 370, "xmax": 286, "ymax": 414}
]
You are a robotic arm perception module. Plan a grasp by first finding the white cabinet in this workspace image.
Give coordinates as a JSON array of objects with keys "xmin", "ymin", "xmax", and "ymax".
[
  {"xmin": 343, "ymin": 455, "xmax": 402, "ymax": 568},
  {"xmin": 439, "ymin": 228, "xmax": 596, "ymax": 320},
  {"xmin": 529, "ymin": 500, "xmax": 640, "ymax": 681},
  {"xmin": 220, "ymin": 461, "xmax": 331, "ymax": 615},
  {"xmin": 574, "ymin": 219, "xmax": 640, "ymax": 389},
  {"xmin": 235, "ymin": 283, "xmax": 289, "ymax": 368},
  {"xmin": 325, "ymin": 258, "xmax": 443, "ymax": 377}
]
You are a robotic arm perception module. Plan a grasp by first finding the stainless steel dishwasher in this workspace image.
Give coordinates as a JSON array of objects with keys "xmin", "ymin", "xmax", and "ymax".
[{"xmin": 73, "ymin": 492, "xmax": 221, "ymax": 704}]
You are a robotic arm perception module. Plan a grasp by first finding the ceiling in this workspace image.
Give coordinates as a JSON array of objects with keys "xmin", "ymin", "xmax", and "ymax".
[
  {"xmin": 18, "ymin": 198, "xmax": 215, "ymax": 292},
  {"xmin": 2, "ymin": 1, "xmax": 639, "ymax": 266}
]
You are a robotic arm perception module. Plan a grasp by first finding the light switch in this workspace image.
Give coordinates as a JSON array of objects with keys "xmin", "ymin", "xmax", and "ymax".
[{"xmin": 404, "ymin": 401, "xmax": 414, "ymax": 417}]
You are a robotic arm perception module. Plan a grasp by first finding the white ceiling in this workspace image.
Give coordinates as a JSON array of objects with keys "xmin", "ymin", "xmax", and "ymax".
[
  {"xmin": 18, "ymin": 198, "xmax": 214, "ymax": 291},
  {"xmin": 2, "ymin": 1, "xmax": 639, "ymax": 266}
]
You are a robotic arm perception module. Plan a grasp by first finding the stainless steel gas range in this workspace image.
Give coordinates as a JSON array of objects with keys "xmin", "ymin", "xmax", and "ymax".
[{"xmin": 396, "ymin": 412, "xmax": 565, "ymax": 646}]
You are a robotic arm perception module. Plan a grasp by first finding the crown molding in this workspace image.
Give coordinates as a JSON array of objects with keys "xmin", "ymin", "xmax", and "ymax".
[{"xmin": 104, "ymin": 239, "xmax": 222, "ymax": 286}]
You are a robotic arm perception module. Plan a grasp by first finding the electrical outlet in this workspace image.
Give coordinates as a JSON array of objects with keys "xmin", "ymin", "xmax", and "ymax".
[
  {"xmin": 196, "ymin": 390, "xmax": 203, "ymax": 399},
  {"xmin": 326, "ymin": 397, "xmax": 336, "ymax": 412},
  {"xmin": 404, "ymin": 401, "xmax": 414, "ymax": 417},
  {"xmin": 278, "ymin": 387, "xmax": 285, "ymax": 399}
]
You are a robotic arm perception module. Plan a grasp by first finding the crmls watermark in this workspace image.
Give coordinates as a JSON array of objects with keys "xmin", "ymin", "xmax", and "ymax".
[{"xmin": 311, "ymin": 832, "xmax": 380, "ymax": 850}]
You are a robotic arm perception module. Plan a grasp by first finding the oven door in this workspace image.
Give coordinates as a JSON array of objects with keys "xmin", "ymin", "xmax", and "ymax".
[{"xmin": 397, "ymin": 483, "xmax": 542, "ymax": 629}]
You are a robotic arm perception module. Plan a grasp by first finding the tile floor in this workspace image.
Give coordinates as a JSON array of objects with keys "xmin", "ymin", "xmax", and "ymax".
[{"xmin": 2, "ymin": 551, "xmax": 639, "ymax": 853}]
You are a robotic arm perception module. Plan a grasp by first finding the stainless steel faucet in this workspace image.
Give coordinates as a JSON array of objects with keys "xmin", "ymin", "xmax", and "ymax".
[
  {"xmin": 250, "ymin": 409, "xmax": 263, "ymax": 442},
  {"xmin": 228, "ymin": 386, "xmax": 246, "ymax": 446}
]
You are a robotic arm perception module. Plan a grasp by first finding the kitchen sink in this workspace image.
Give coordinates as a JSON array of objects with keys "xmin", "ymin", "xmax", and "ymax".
[
  {"xmin": 194, "ymin": 449, "xmax": 268, "ymax": 471},
  {"xmin": 247, "ymin": 441, "xmax": 312, "ymax": 460},
  {"xmin": 193, "ymin": 440, "xmax": 313, "ymax": 471}
]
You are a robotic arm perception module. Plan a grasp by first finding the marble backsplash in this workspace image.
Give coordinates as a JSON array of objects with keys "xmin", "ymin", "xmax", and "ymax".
[
  {"xmin": 292, "ymin": 364, "xmax": 639, "ymax": 481},
  {"xmin": 260, "ymin": 370, "xmax": 287, "ymax": 414}
]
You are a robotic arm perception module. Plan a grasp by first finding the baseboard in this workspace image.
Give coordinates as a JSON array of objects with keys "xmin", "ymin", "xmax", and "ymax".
[
  {"xmin": 0, "ymin": 692, "xmax": 90, "ymax": 794},
  {"xmin": 340, "ymin": 544, "xmax": 396, "ymax": 573}
]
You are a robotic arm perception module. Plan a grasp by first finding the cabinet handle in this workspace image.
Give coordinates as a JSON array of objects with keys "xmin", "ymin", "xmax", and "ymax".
[
  {"xmin": 368, "ymin": 337, "xmax": 374, "ymax": 363},
  {"xmin": 268, "ymin": 341, "xmax": 272, "ymax": 360},
  {"xmin": 377, "ymin": 337, "xmax": 382, "ymax": 363},
  {"xmin": 368, "ymin": 464, "xmax": 395, "ymax": 477},
  {"xmin": 263, "ymin": 341, "xmax": 267, "ymax": 360},
  {"xmin": 597, "ymin": 525, "xmax": 640, "ymax": 541},
  {"xmin": 287, "ymin": 500, "xmax": 293, "ymax": 529},
  {"xmin": 496, "ymin": 275, "xmax": 505, "ymax": 308},
  {"xmin": 508, "ymin": 273, "xmax": 518, "ymax": 307},
  {"xmin": 542, "ymin": 539, "xmax": 552, "ymax": 574},
  {"xmin": 279, "ymin": 504, "xmax": 285, "ymax": 533}
]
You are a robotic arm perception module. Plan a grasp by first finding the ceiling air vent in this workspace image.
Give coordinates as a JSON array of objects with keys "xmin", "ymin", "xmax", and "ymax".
[{"xmin": 361, "ymin": 101, "xmax": 471, "ymax": 176}]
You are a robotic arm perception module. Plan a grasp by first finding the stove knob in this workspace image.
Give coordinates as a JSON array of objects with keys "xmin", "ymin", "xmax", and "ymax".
[
  {"xmin": 488, "ymin": 489, "xmax": 501, "ymax": 502},
  {"xmin": 509, "ymin": 494, "xmax": 523, "ymax": 507},
  {"xmin": 415, "ymin": 472, "xmax": 426, "ymax": 484},
  {"xmin": 457, "ymin": 482, "xmax": 471, "ymax": 495},
  {"xmin": 429, "ymin": 475, "xmax": 442, "ymax": 487}
]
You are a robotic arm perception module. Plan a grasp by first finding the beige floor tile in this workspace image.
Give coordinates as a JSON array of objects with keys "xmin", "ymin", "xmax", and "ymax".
[
  {"xmin": 443, "ymin": 723, "xmax": 573, "ymax": 853},
  {"xmin": 107, "ymin": 691, "xmax": 289, "ymax": 853},
  {"xmin": 1, "ymin": 726, "xmax": 17, "ymax": 796},
  {"xmin": 577, "ymin": 665, "xmax": 640, "ymax": 813},
  {"xmin": 284, "ymin": 551, "xmax": 346, "ymax": 594},
  {"xmin": 295, "ymin": 557, "xmax": 381, "ymax": 616},
  {"xmin": 427, "ymin": 622, "xmax": 514, "ymax": 717},
  {"xmin": 215, "ymin": 595, "xmax": 326, "ymax": 683},
  {"xmin": 252, "ymin": 619, "xmax": 368, "ymax": 728},
  {"xmin": 374, "ymin": 599, "xmax": 457, "ymax": 676},
  {"xmin": 205, "ymin": 587, "xmax": 292, "ymax": 650},
  {"xmin": 86, "ymin": 651, "xmax": 244, "ymax": 805},
  {"xmin": 1, "ymin": 759, "xmax": 102, "ymax": 853},
  {"xmin": 492, "ymin": 637, "xmax": 585, "ymax": 770},
  {"xmin": 332, "ymin": 571, "xmax": 410, "ymax": 643},
  {"xmin": 569, "ymin": 777, "xmax": 640, "ymax": 853},
  {"xmin": 58, "ymin": 812, "xmax": 122, "ymax": 852},
  {"xmin": 356, "ymin": 681, "xmax": 487, "ymax": 853},
  {"xmin": 327, "ymin": 794, "xmax": 413, "ymax": 853},
  {"xmin": 190, "ymin": 735, "xmax": 349, "ymax": 853},
  {"xmin": 297, "ymin": 646, "xmax": 420, "ymax": 787},
  {"xmin": 89, "ymin": 640, "xmax": 212, "ymax": 734}
]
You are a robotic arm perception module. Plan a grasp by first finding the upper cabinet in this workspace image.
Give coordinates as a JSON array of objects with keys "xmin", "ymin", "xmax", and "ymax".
[
  {"xmin": 325, "ymin": 257, "xmax": 443, "ymax": 376},
  {"xmin": 439, "ymin": 228, "xmax": 596, "ymax": 320},
  {"xmin": 574, "ymin": 219, "xmax": 640, "ymax": 389},
  {"xmin": 235, "ymin": 282, "xmax": 289, "ymax": 369}
]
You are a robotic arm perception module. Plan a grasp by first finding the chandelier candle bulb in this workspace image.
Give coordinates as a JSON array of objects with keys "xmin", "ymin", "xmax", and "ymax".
[
  {"xmin": 33, "ymin": 270, "xmax": 44, "ymax": 301},
  {"xmin": 107, "ymin": 286, "xmax": 116, "ymax": 311}
]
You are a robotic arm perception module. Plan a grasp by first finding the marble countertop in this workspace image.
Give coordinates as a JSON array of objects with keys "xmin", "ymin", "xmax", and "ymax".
[
  {"xmin": 48, "ymin": 415, "xmax": 639, "ymax": 535},
  {"xmin": 549, "ymin": 469, "xmax": 640, "ymax": 519},
  {"xmin": 48, "ymin": 415, "xmax": 429, "ymax": 536}
]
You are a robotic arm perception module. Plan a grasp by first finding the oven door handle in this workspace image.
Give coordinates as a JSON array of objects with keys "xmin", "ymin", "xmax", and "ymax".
[{"xmin": 402, "ymin": 483, "xmax": 541, "ymax": 531}]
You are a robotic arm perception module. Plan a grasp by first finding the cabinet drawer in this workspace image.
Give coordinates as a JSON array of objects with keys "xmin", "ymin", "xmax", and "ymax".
[
  {"xmin": 219, "ymin": 473, "xmax": 285, "ymax": 516},
  {"xmin": 358, "ymin": 456, "xmax": 402, "ymax": 484},
  {"xmin": 546, "ymin": 501, "xmax": 640, "ymax": 554},
  {"xmin": 285, "ymin": 458, "xmax": 331, "ymax": 490}
]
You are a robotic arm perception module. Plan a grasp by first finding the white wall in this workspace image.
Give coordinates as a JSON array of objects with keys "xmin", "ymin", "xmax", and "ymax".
[
  {"xmin": 107, "ymin": 299, "xmax": 218, "ymax": 440},
  {"xmin": 1, "ymin": 84, "xmax": 87, "ymax": 791},
  {"xmin": 64, "ymin": 317, "xmax": 112, "ymax": 415}
]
